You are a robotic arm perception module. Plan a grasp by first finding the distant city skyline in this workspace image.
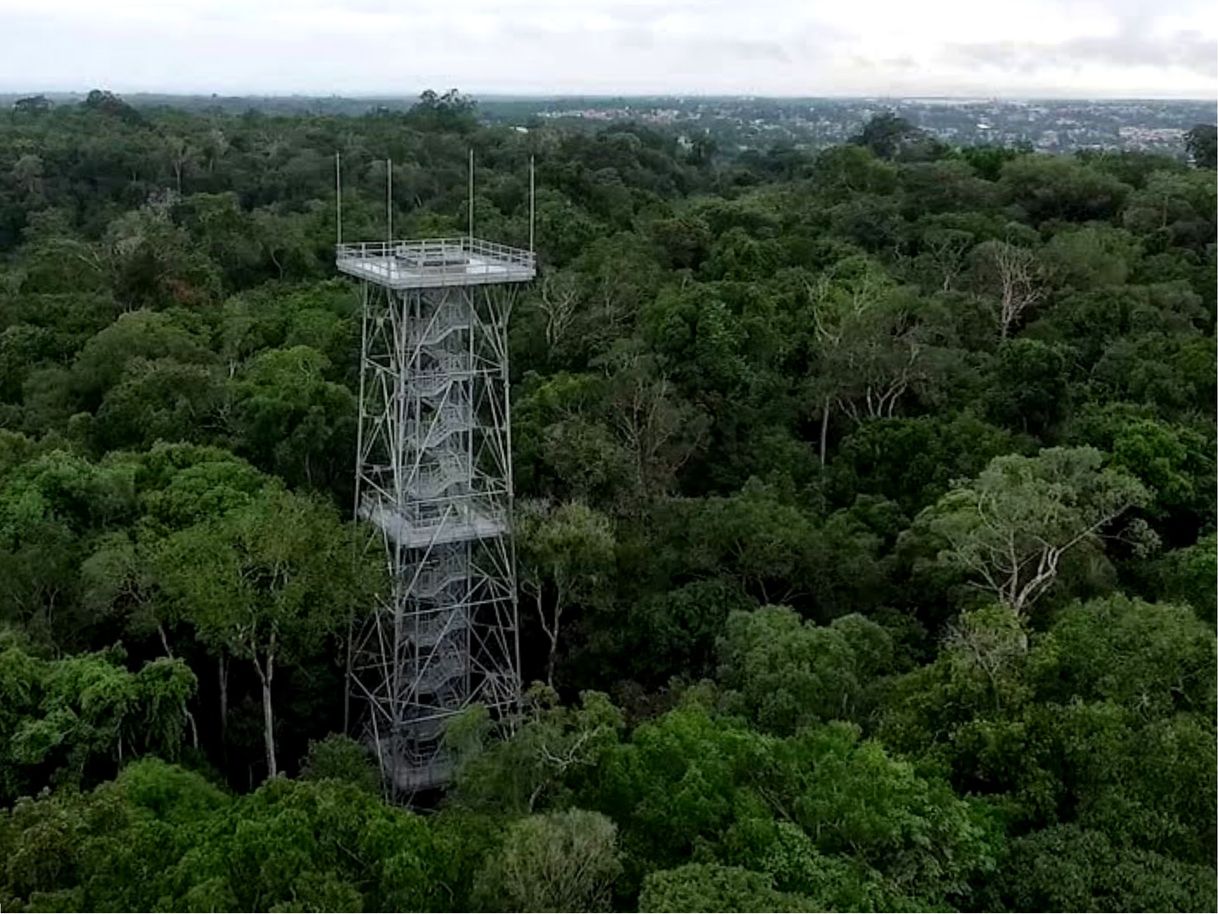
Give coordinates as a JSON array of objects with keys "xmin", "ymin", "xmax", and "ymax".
[{"xmin": 1, "ymin": 0, "xmax": 1215, "ymax": 100}]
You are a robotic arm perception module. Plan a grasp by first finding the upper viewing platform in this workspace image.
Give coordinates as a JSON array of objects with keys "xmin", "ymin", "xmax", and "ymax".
[{"xmin": 336, "ymin": 237, "xmax": 536, "ymax": 289}]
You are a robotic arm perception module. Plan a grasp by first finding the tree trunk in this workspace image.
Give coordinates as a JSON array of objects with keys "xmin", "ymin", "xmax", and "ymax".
[
  {"xmin": 261, "ymin": 677, "xmax": 277, "ymax": 778},
  {"xmin": 157, "ymin": 623, "xmax": 198, "ymax": 748},
  {"xmin": 158, "ymin": 623, "xmax": 174, "ymax": 658},
  {"xmin": 218, "ymin": 655, "xmax": 229, "ymax": 745},
  {"xmin": 534, "ymin": 588, "xmax": 561, "ymax": 688},
  {"xmin": 546, "ymin": 628, "xmax": 559, "ymax": 688},
  {"xmin": 186, "ymin": 709, "xmax": 199, "ymax": 749},
  {"xmin": 343, "ymin": 614, "xmax": 354, "ymax": 735},
  {"xmin": 819, "ymin": 397, "xmax": 831, "ymax": 466},
  {"xmin": 255, "ymin": 648, "xmax": 277, "ymax": 779}
]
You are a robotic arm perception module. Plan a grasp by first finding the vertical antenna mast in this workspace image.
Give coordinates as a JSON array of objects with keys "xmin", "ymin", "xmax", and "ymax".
[
  {"xmin": 468, "ymin": 148, "xmax": 475, "ymax": 241},
  {"xmin": 386, "ymin": 157, "xmax": 393, "ymax": 243},
  {"xmin": 335, "ymin": 151, "xmax": 343, "ymax": 245},
  {"xmin": 528, "ymin": 154, "xmax": 535, "ymax": 255}
]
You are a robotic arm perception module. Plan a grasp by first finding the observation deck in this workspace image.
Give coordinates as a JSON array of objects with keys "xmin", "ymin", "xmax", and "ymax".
[{"xmin": 336, "ymin": 237, "xmax": 536, "ymax": 289}]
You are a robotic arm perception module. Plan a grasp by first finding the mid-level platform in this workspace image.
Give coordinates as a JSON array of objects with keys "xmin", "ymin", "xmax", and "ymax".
[
  {"xmin": 360, "ymin": 497, "xmax": 508, "ymax": 549},
  {"xmin": 336, "ymin": 237, "xmax": 536, "ymax": 289}
]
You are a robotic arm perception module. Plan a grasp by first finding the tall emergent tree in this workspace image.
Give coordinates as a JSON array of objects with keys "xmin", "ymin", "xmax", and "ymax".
[
  {"xmin": 914, "ymin": 447, "xmax": 1152, "ymax": 615},
  {"xmin": 157, "ymin": 488, "xmax": 379, "ymax": 777}
]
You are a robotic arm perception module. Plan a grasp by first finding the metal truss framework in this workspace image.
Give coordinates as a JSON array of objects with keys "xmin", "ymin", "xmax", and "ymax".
[{"xmin": 341, "ymin": 238, "xmax": 534, "ymax": 795}]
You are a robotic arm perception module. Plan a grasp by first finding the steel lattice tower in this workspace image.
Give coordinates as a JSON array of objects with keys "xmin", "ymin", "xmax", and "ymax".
[{"xmin": 338, "ymin": 236, "xmax": 534, "ymax": 794}]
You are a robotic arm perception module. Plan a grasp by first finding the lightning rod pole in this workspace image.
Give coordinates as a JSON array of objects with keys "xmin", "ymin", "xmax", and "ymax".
[{"xmin": 335, "ymin": 151, "xmax": 342, "ymax": 245}]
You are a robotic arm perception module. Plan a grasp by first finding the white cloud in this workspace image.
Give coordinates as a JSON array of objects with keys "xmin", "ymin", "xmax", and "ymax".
[{"xmin": 0, "ymin": 0, "xmax": 1213, "ymax": 96}]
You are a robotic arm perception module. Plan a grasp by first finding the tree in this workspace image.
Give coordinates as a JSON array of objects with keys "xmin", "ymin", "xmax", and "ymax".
[
  {"xmin": 0, "ymin": 449, "xmax": 138, "ymax": 647},
  {"xmin": 92, "ymin": 357, "xmax": 222, "ymax": 452},
  {"xmin": 82, "ymin": 89, "xmax": 143, "ymax": 124},
  {"xmin": 1184, "ymin": 124, "xmax": 1217, "ymax": 169},
  {"xmin": 828, "ymin": 413, "xmax": 1020, "ymax": 515},
  {"xmin": 407, "ymin": 88, "xmax": 478, "ymax": 131},
  {"xmin": 613, "ymin": 578, "xmax": 753, "ymax": 686},
  {"xmin": 1041, "ymin": 225, "xmax": 1136, "ymax": 291},
  {"xmin": 639, "ymin": 863, "xmax": 812, "ymax": 912},
  {"xmin": 803, "ymin": 259, "xmax": 938, "ymax": 463},
  {"xmin": 517, "ymin": 500, "xmax": 616, "ymax": 687},
  {"xmin": 473, "ymin": 809, "xmax": 623, "ymax": 912},
  {"xmin": 299, "ymin": 733, "xmax": 381, "ymax": 794},
  {"xmin": 880, "ymin": 594, "xmax": 1215, "ymax": 859},
  {"xmin": 173, "ymin": 775, "xmax": 440, "ymax": 911},
  {"xmin": 999, "ymin": 155, "xmax": 1131, "ymax": 223},
  {"xmin": 0, "ymin": 759, "xmax": 229, "ymax": 910},
  {"xmin": 0, "ymin": 638, "xmax": 195, "ymax": 804},
  {"xmin": 225, "ymin": 345, "xmax": 356, "ymax": 492},
  {"xmin": 451, "ymin": 687, "xmax": 623, "ymax": 815},
  {"xmin": 1034, "ymin": 594, "xmax": 1215, "ymax": 717},
  {"xmin": 0, "ymin": 759, "xmax": 442, "ymax": 912},
  {"xmin": 533, "ymin": 269, "xmax": 582, "ymax": 349},
  {"xmin": 11, "ymin": 154, "xmax": 44, "ymax": 200},
  {"xmin": 70, "ymin": 310, "xmax": 213, "ymax": 411},
  {"xmin": 599, "ymin": 343, "xmax": 708, "ymax": 503},
  {"xmin": 717, "ymin": 605, "xmax": 893, "ymax": 734},
  {"xmin": 162, "ymin": 135, "xmax": 197, "ymax": 195},
  {"xmin": 850, "ymin": 112, "xmax": 944, "ymax": 162},
  {"xmin": 971, "ymin": 239, "xmax": 1047, "ymax": 339},
  {"xmin": 1145, "ymin": 534, "xmax": 1217, "ymax": 624},
  {"xmin": 983, "ymin": 338, "xmax": 1071, "ymax": 439},
  {"xmin": 12, "ymin": 94, "xmax": 51, "ymax": 114},
  {"xmin": 579, "ymin": 704, "xmax": 996, "ymax": 906},
  {"xmin": 917, "ymin": 226, "xmax": 973, "ymax": 291},
  {"xmin": 156, "ymin": 488, "xmax": 375, "ymax": 778},
  {"xmin": 667, "ymin": 481, "xmax": 817, "ymax": 605},
  {"xmin": 913, "ymin": 447, "xmax": 1152, "ymax": 615},
  {"xmin": 985, "ymin": 824, "xmax": 1217, "ymax": 913}
]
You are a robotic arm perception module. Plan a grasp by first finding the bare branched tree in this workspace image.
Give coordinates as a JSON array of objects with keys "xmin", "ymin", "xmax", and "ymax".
[
  {"xmin": 536, "ymin": 271, "xmax": 580, "ymax": 348},
  {"xmin": 923, "ymin": 229, "xmax": 972, "ymax": 292},
  {"xmin": 975, "ymin": 240, "xmax": 1047, "ymax": 340},
  {"xmin": 806, "ymin": 269, "xmax": 932, "ymax": 463}
]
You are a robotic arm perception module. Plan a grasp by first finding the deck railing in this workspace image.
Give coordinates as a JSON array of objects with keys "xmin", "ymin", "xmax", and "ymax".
[{"xmin": 336, "ymin": 237, "xmax": 536, "ymax": 274}]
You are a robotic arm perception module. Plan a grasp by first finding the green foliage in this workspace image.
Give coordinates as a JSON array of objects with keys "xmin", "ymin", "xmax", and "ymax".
[
  {"xmin": 910, "ymin": 447, "xmax": 1151, "ymax": 614},
  {"xmin": 1143, "ymin": 533, "xmax": 1218, "ymax": 624},
  {"xmin": 156, "ymin": 486, "xmax": 376, "ymax": 776},
  {"xmin": 639, "ymin": 863, "xmax": 814, "ymax": 912},
  {"xmin": 1184, "ymin": 123, "xmax": 1217, "ymax": 169},
  {"xmin": 554, "ymin": 699, "xmax": 999, "ymax": 906},
  {"xmin": 829, "ymin": 413, "xmax": 1022, "ymax": 514},
  {"xmin": 451, "ymin": 687, "xmax": 624, "ymax": 816},
  {"xmin": 717, "ymin": 605, "xmax": 893, "ymax": 733},
  {"xmin": 225, "ymin": 345, "xmax": 355, "ymax": 492},
  {"xmin": 0, "ymin": 640, "xmax": 195, "ymax": 805},
  {"xmin": 0, "ymin": 92, "xmax": 1213, "ymax": 912},
  {"xmin": 172, "ymin": 777, "xmax": 439, "ymax": 912},
  {"xmin": 880, "ymin": 595, "xmax": 1216, "ymax": 864},
  {"xmin": 983, "ymin": 338, "xmax": 1071, "ymax": 438},
  {"xmin": 473, "ymin": 809, "xmax": 623, "ymax": 912},
  {"xmin": 299, "ymin": 733, "xmax": 381, "ymax": 795},
  {"xmin": 0, "ymin": 759, "xmax": 442, "ymax": 912},
  {"xmin": 1000, "ymin": 154, "xmax": 1132, "ymax": 223},
  {"xmin": 518, "ymin": 500, "xmax": 617, "ymax": 685},
  {"xmin": 986, "ymin": 825, "xmax": 1217, "ymax": 913}
]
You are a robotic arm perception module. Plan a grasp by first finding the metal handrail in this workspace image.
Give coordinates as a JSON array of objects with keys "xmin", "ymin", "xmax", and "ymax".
[{"xmin": 336, "ymin": 237, "xmax": 536, "ymax": 271}]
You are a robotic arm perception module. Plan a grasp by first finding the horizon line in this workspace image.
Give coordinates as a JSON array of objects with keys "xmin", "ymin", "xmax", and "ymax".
[{"xmin": 3, "ymin": 88, "xmax": 1216, "ymax": 104}]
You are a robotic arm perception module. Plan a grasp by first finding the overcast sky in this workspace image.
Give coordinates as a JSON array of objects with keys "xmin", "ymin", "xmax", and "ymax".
[{"xmin": 1, "ymin": 0, "xmax": 1214, "ymax": 98}]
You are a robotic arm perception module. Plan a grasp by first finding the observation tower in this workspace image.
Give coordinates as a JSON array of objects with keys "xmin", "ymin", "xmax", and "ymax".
[{"xmin": 338, "ymin": 200, "xmax": 534, "ymax": 792}]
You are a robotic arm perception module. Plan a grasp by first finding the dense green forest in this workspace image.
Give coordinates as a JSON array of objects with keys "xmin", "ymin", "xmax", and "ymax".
[{"xmin": 0, "ymin": 90, "xmax": 1215, "ymax": 912}]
